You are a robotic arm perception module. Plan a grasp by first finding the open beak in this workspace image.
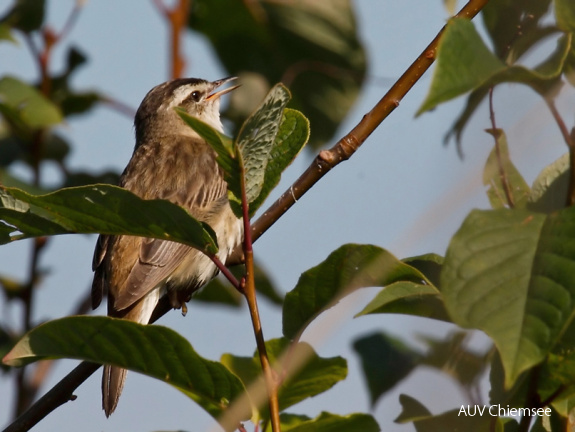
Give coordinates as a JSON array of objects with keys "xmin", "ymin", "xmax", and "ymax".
[{"xmin": 206, "ymin": 76, "xmax": 240, "ymax": 100}]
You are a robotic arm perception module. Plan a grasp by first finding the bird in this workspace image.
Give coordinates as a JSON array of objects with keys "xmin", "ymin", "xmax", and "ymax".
[{"xmin": 91, "ymin": 77, "xmax": 243, "ymax": 417}]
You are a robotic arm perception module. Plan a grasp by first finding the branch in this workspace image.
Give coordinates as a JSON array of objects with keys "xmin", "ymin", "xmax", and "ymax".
[
  {"xmin": 245, "ymin": 0, "xmax": 490, "ymax": 247},
  {"xmin": 154, "ymin": 0, "xmax": 190, "ymax": 79}
]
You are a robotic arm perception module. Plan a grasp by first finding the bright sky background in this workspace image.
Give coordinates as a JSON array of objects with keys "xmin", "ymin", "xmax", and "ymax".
[{"xmin": 0, "ymin": 1, "xmax": 572, "ymax": 431}]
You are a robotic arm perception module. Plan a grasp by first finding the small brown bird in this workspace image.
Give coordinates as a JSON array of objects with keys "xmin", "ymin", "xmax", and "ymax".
[{"xmin": 91, "ymin": 77, "xmax": 243, "ymax": 416}]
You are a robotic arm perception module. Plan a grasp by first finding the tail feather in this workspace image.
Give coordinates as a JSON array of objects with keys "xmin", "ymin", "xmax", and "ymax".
[
  {"xmin": 102, "ymin": 288, "xmax": 160, "ymax": 416},
  {"xmin": 103, "ymin": 365, "xmax": 127, "ymax": 417}
]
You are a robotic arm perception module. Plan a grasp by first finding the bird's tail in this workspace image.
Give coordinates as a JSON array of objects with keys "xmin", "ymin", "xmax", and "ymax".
[{"xmin": 102, "ymin": 289, "xmax": 160, "ymax": 416}]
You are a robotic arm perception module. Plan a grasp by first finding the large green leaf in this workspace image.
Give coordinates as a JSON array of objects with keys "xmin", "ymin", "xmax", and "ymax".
[
  {"xmin": 0, "ymin": 185, "xmax": 218, "ymax": 255},
  {"xmin": 483, "ymin": 129, "xmax": 530, "ymax": 209},
  {"xmin": 283, "ymin": 244, "xmax": 432, "ymax": 340},
  {"xmin": 442, "ymin": 207, "xmax": 575, "ymax": 387},
  {"xmin": 353, "ymin": 332, "xmax": 420, "ymax": 407},
  {"xmin": 221, "ymin": 338, "xmax": 347, "ymax": 416},
  {"xmin": 417, "ymin": 18, "xmax": 505, "ymax": 116},
  {"xmin": 189, "ymin": 0, "xmax": 366, "ymax": 149},
  {"xmin": 2, "ymin": 316, "xmax": 248, "ymax": 422}
]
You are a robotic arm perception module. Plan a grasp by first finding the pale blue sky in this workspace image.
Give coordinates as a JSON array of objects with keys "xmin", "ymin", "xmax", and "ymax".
[{"xmin": 0, "ymin": 1, "xmax": 571, "ymax": 431}]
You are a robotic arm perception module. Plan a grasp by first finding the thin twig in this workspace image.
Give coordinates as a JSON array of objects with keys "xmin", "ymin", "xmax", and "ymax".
[
  {"xmin": 488, "ymin": 87, "xmax": 515, "ymax": 208},
  {"xmin": 153, "ymin": 0, "xmax": 190, "ymax": 79},
  {"xmin": 239, "ymin": 156, "xmax": 281, "ymax": 431},
  {"xmin": 544, "ymin": 97, "xmax": 575, "ymax": 205}
]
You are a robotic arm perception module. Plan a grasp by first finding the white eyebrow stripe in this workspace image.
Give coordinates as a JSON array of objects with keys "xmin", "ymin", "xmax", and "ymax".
[{"xmin": 165, "ymin": 85, "xmax": 194, "ymax": 109}]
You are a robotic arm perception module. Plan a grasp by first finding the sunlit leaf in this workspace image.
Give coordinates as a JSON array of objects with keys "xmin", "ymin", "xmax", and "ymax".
[
  {"xmin": 0, "ymin": 185, "xmax": 218, "ymax": 255},
  {"xmin": 483, "ymin": 129, "xmax": 530, "ymax": 209},
  {"xmin": 442, "ymin": 207, "xmax": 575, "ymax": 387},
  {"xmin": 417, "ymin": 18, "xmax": 505, "ymax": 116},
  {"xmin": 277, "ymin": 411, "xmax": 379, "ymax": 432},
  {"xmin": 283, "ymin": 244, "xmax": 431, "ymax": 340},
  {"xmin": 528, "ymin": 153, "xmax": 569, "ymax": 213},
  {"xmin": 2, "ymin": 316, "xmax": 248, "ymax": 421}
]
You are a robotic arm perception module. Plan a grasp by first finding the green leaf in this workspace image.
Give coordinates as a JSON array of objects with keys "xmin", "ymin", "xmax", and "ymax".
[
  {"xmin": 528, "ymin": 153, "xmax": 569, "ymax": 213},
  {"xmin": 483, "ymin": 129, "xmax": 530, "ymax": 209},
  {"xmin": 0, "ymin": 185, "xmax": 218, "ymax": 255},
  {"xmin": 283, "ymin": 244, "xmax": 432, "ymax": 340},
  {"xmin": 189, "ymin": 0, "xmax": 366, "ymax": 149},
  {"xmin": 442, "ymin": 207, "xmax": 575, "ymax": 387},
  {"xmin": 280, "ymin": 411, "xmax": 380, "ymax": 432},
  {"xmin": 417, "ymin": 18, "xmax": 505, "ymax": 116},
  {"xmin": 353, "ymin": 332, "xmax": 420, "ymax": 406},
  {"xmin": 2, "ymin": 316, "xmax": 248, "ymax": 421},
  {"xmin": 248, "ymin": 108, "xmax": 309, "ymax": 216},
  {"xmin": 221, "ymin": 338, "xmax": 347, "ymax": 415},
  {"xmin": 0, "ymin": 23, "xmax": 16, "ymax": 43},
  {"xmin": 418, "ymin": 332, "xmax": 491, "ymax": 387},
  {"xmin": 236, "ymin": 83, "xmax": 291, "ymax": 207},
  {"xmin": 0, "ymin": 0, "xmax": 45, "ymax": 33},
  {"xmin": 482, "ymin": 0, "xmax": 552, "ymax": 62},
  {"xmin": 556, "ymin": 0, "xmax": 575, "ymax": 33},
  {"xmin": 0, "ymin": 76, "xmax": 63, "ymax": 128},
  {"xmin": 355, "ymin": 282, "xmax": 449, "ymax": 322}
]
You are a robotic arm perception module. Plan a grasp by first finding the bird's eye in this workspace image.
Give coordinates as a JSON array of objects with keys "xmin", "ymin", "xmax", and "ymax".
[{"xmin": 191, "ymin": 91, "xmax": 201, "ymax": 102}]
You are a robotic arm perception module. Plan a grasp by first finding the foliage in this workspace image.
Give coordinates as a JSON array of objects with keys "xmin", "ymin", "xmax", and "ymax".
[{"xmin": 2, "ymin": 0, "xmax": 575, "ymax": 432}]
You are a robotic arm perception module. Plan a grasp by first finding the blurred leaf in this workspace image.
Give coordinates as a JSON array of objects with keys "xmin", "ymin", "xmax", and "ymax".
[
  {"xmin": 50, "ymin": 47, "xmax": 103, "ymax": 116},
  {"xmin": 395, "ymin": 394, "xmax": 515, "ymax": 431},
  {"xmin": 278, "ymin": 411, "xmax": 380, "ymax": 432},
  {"xmin": 2, "ymin": 316, "xmax": 248, "ymax": 421},
  {"xmin": 442, "ymin": 207, "xmax": 575, "ymax": 387},
  {"xmin": 0, "ymin": 274, "xmax": 26, "ymax": 301},
  {"xmin": 248, "ymin": 108, "xmax": 309, "ymax": 216},
  {"xmin": 527, "ymin": 153, "xmax": 569, "ymax": 213},
  {"xmin": 556, "ymin": 0, "xmax": 575, "ymax": 33},
  {"xmin": 283, "ymin": 244, "xmax": 432, "ymax": 340},
  {"xmin": 0, "ymin": 185, "xmax": 218, "ymax": 256},
  {"xmin": 483, "ymin": 129, "xmax": 530, "ymax": 209},
  {"xmin": 417, "ymin": 18, "xmax": 505, "ymax": 116},
  {"xmin": 222, "ymin": 338, "xmax": 347, "ymax": 417},
  {"xmin": 394, "ymin": 394, "xmax": 431, "ymax": 423},
  {"xmin": 353, "ymin": 332, "xmax": 421, "ymax": 406},
  {"xmin": 482, "ymin": 0, "xmax": 552, "ymax": 61},
  {"xmin": 0, "ymin": 23, "xmax": 16, "ymax": 42},
  {"xmin": 355, "ymin": 282, "xmax": 449, "ymax": 322},
  {"xmin": 194, "ymin": 275, "xmax": 242, "ymax": 307},
  {"xmin": 189, "ymin": 0, "xmax": 366, "ymax": 149},
  {"xmin": 0, "ymin": 169, "xmax": 47, "ymax": 194},
  {"xmin": 0, "ymin": 324, "xmax": 14, "ymax": 373},
  {"xmin": 62, "ymin": 170, "xmax": 121, "ymax": 188},
  {"xmin": 418, "ymin": 332, "xmax": 491, "ymax": 387},
  {"xmin": 0, "ymin": 0, "xmax": 45, "ymax": 33},
  {"xmin": 0, "ymin": 76, "xmax": 63, "ymax": 128},
  {"xmin": 489, "ymin": 350, "xmax": 530, "ymax": 409}
]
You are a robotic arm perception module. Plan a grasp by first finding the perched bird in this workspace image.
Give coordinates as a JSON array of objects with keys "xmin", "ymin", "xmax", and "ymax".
[{"xmin": 91, "ymin": 77, "xmax": 243, "ymax": 416}]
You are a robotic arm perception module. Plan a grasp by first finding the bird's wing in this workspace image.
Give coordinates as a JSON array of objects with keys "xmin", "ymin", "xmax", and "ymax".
[{"xmin": 112, "ymin": 141, "xmax": 228, "ymax": 311}]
